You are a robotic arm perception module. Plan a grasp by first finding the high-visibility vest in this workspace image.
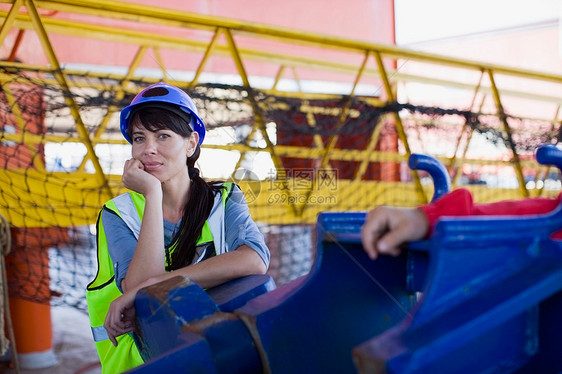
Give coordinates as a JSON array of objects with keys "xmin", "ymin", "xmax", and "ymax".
[{"xmin": 86, "ymin": 183, "xmax": 233, "ymax": 373}]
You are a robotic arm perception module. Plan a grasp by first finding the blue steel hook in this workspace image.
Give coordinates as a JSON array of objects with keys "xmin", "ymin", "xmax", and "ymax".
[
  {"xmin": 354, "ymin": 144, "xmax": 562, "ymax": 373},
  {"xmin": 535, "ymin": 144, "xmax": 562, "ymax": 170},
  {"xmin": 408, "ymin": 153, "xmax": 451, "ymax": 202},
  {"xmin": 408, "ymin": 144, "xmax": 561, "ymax": 203}
]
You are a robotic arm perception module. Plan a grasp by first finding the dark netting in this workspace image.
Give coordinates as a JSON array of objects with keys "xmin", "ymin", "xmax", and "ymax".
[{"xmin": 0, "ymin": 70, "xmax": 559, "ymax": 314}]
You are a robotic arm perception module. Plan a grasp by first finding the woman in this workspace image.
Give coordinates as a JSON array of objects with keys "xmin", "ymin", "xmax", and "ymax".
[{"xmin": 86, "ymin": 82, "xmax": 270, "ymax": 373}]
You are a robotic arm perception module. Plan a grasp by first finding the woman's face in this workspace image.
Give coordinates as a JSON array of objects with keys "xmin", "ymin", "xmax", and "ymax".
[{"xmin": 130, "ymin": 123, "xmax": 198, "ymax": 184}]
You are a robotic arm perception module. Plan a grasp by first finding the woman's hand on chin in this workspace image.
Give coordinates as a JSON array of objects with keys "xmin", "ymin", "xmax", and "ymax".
[{"xmin": 122, "ymin": 158, "xmax": 161, "ymax": 196}]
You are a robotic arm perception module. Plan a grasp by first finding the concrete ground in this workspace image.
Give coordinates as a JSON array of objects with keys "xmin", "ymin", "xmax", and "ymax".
[{"xmin": 4, "ymin": 306, "xmax": 101, "ymax": 374}]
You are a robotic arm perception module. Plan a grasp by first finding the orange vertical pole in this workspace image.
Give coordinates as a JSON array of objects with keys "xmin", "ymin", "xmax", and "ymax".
[
  {"xmin": 6, "ymin": 227, "xmax": 63, "ymax": 369},
  {"xmin": 0, "ymin": 62, "xmax": 61, "ymax": 370},
  {"xmin": 0, "ymin": 122, "xmax": 59, "ymax": 368}
]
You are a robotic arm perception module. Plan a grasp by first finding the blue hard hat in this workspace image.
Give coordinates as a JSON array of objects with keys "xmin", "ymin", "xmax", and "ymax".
[{"xmin": 120, "ymin": 82, "xmax": 205, "ymax": 145}]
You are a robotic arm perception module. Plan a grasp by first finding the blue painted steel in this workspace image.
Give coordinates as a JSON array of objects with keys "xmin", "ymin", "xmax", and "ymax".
[
  {"xmin": 408, "ymin": 153, "xmax": 451, "ymax": 202},
  {"xmin": 133, "ymin": 276, "xmax": 220, "ymax": 361},
  {"xmin": 130, "ymin": 212, "xmax": 417, "ymax": 373},
  {"xmin": 353, "ymin": 144, "xmax": 562, "ymax": 373},
  {"xmin": 128, "ymin": 331, "xmax": 219, "ymax": 374},
  {"xmin": 190, "ymin": 314, "xmax": 263, "ymax": 374},
  {"xmin": 353, "ymin": 203, "xmax": 562, "ymax": 373},
  {"xmin": 130, "ymin": 144, "xmax": 562, "ymax": 374},
  {"xmin": 130, "ymin": 316, "xmax": 263, "ymax": 374},
  {"xmin": 406, "ymin": 152, "xmax": 451, "ymax": 294},
  {"xmin": 132, "ymin": 274, "xmax": 275, "ymax": 364},
  {"xmin": 207, "ymin": 273, "xmax": 276, "ymax": 312},
  {"xmin": 535, "ymin": 144, "xmax": 562, "ymax": 167},
  {"xmin": 235, "ymin": 213, "xmax": 416, "ymax": 373}
]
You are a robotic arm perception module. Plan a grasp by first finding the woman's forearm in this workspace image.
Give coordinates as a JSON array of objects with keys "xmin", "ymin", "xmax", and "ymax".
[
  {"xmin": 173, "ymin": 245, "xmax": 267, "ymax": 289},
  {"xmin": 123, "ymin": 189, "xmax": 166, "ymax": 292}
]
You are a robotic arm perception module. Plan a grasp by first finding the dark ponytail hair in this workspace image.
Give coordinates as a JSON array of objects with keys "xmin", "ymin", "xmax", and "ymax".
[
  {"xmin": 169, "ymin": 147, "xmax": 224, "ymax": 269},
  {"xmin": 128, "ymin": 107, "xmax": 224, "ymax": 269}
]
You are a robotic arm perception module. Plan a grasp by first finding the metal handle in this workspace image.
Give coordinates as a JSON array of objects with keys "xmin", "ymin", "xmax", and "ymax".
[{"xmin": 408, "ymin": 153, "xmax": 451, "ymax": 202}]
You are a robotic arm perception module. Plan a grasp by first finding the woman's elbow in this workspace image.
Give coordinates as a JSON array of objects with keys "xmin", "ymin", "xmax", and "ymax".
[
  {"xmin": 254, "ymin": 258, "xmax": 268, "ymax": 275},
  {"xmin": 234, "ymin": 245, "xmax": 268, "ymax": 276},
  {"xmin": 245, "ymin": 249, "xmax": 268, "ymax": 275}
]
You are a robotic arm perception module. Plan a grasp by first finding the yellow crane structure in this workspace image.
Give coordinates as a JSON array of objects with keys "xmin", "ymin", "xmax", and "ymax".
[
  {"xmin": 0, "ymin": 0, "xmax": 561, "ymax": 227},
  {"xmin": 2, "ymin": 2, "xmax": 562, "ymax": 370}
]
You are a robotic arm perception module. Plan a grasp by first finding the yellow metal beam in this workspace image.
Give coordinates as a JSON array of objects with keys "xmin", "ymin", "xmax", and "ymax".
[
  {"xmin": 317, "ymin": 52, "xmax": 371, "ymax": 172},
  {"xmin": 373, "ymin": 51, "xmax": 426, "ymax": 204},
  {"xmin": 0, "ymin": 0, "xmax": 23, "ymax": 47},
  {"xmin": 0, "ymin": 2, "xmax": 561, "ymax": 90},
  {"xmin": 487, "ymin": 69, "xmax": 528, "ymax": 197},
  {"xmin": 0, "ymin": 0, "xmax": 559, "ymax": 228},
  {"xmin": 6, "ymin": 0, "xmax": 557, "ymax": 86},
  {"xmin": 353, "ymin": 113, "xmax": 387, "ymax": 181},
  {"xmin": 22, "ymin": 0, "xmax": 113, "ymax": 196},
  {"xmin": 1, "ymin": 82, "xmax": 46, "ymax": 170},
  {"xmin": 1, "ymin": 10, "xmax": 562, "ymax": 110},
  {"xmin": 3, "ymin": 164, "xmax": 554, "ymax": 227},
  {"xmin": 298, "ymin": 51, "xmax": 371, "ymax": 215},
  {"xmin": 223, "ymin": 27, "xmax": 284, "ymax": 173},
  {"xmin": 190, "ymin": 28, "xmax": 221, "ymax": 87}
]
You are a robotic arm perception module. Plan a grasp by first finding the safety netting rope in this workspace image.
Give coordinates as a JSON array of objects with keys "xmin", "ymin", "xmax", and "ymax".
[{"xmin": 0, "ymin": 69, "xmax": 559, "ymax": 313}]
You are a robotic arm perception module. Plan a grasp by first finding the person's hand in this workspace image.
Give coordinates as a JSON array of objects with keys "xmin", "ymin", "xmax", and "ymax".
[
  {"xmin": 122, "ymin": 158, "xmax": 161, "ymax": 195},
  {"xmin": 361, "ymin": 206, "xmax": 429, "ymax": 260},
  {"xmin": 103, "ymin": 290, "xmax": 137, "ymax": 346}
]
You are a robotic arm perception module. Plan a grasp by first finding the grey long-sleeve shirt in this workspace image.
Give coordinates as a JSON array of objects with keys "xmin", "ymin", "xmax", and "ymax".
[{"xmin": 102, "ymin": 184, "xmax": 270, "ymax": 291}]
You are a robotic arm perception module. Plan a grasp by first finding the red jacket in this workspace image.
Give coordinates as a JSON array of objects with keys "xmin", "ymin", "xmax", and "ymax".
[{"xmin": 419, "ymin": 188, "xmax": 562, "ymax": 239}]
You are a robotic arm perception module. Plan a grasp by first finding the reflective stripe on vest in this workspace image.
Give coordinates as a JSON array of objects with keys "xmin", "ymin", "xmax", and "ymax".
[
  {"xmin": 111, "ymin": 193, "xmax": 142, "ymax": 240},
  {"xmin": 111, "ymin": 186, "xmax": 229, "ymax": 261},
  {"xmin": 91, "ymin": 325, "xmax": 109, "ymax": 342},
  {"xmin": 86, "ymin": 183, "xmax": 233, "ymax": 373}
]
